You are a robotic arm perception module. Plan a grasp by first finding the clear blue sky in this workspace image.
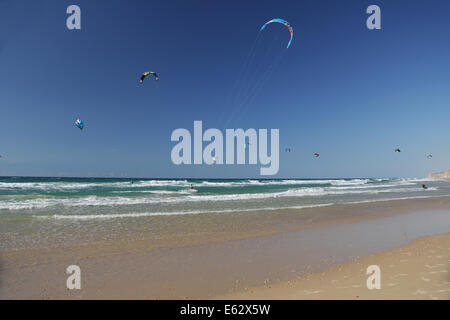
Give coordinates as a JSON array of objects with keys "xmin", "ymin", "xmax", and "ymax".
[{"xmin": 1, "ymin": 0, "xmax": 449, "ymax": 178}]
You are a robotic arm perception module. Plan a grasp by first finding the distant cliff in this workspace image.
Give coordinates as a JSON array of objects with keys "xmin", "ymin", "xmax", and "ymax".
[{"xmin": 429, "ymin": 170, "xmax": 450, "ymax": 178}]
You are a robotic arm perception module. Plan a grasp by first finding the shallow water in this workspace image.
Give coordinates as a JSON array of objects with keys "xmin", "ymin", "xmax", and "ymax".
[{"xmin": 1, "ymin": 177, "xmax": 449, "ymax": 250}]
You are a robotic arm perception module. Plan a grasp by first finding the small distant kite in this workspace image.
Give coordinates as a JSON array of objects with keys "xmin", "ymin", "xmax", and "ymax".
[
  {"xmin": 75, "ymin": 118, "xmax": 84, "ymax": 130},
  {"xmin": 140, "ymin": 71, "xmax": 159, "ymax": 84},
  {"xmin": 395, "ymin": 148, "xmax": 401, "ymax": 153},
  {"xmin": 285, "ymin": 148, "xmax": 292, "ymax": 153},
  {"xmin": 427, "ymin": 154, "xmax": 433, "ymax": 159},
  {"xmin": 260, "ymin": 18, "xmax": 293, "ymax": 49},
  {"xmin": 314, "ymin": 153, "xmax": 320, "ymax": 158}
]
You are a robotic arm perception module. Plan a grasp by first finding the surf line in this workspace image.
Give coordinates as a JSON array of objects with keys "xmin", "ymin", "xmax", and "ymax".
[{"xmin": 171, "ymin": 121, "xmax": 279, "ymax": 175}]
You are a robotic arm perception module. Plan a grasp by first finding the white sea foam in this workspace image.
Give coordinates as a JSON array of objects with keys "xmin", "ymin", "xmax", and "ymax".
[
  {"xmin": 0, "ymin": 177, "xmax": 439, "ymax": 192},
  {"xmin": 0, "ymin": 183, "xmax": 439, "ymax": 211},
  {"xmin": 39, "ymin": 203, "xmax": 336, "ymax": 220},
  {"xmin": 0, "ymin": 179, "xmax": 191, "ymax": 191},
  {"xmin": 36, "ymin": 193, "xmax": 450, "ymax": 220}
]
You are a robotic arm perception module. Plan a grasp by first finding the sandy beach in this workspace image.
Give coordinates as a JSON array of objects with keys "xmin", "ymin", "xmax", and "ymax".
[
  {"xmin": 1, "ymin": 196, "xmax": 449, "ymax": 299},
  {"xmin": 217, "ymin": 232, "xmax": 450, "ymax": 300}
]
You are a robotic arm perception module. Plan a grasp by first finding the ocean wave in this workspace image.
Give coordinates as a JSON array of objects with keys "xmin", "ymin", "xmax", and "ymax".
[
  {"xmin": 0, "ymin": 178, "xmax": 401, "ymax": 189},
  {"xmin": 0, "ymin": 177, "xmax": 437, "ymax": 192},
  {"xmin": 111, "ymin": 190, "xmax": 191, "ymax": 195},
  {"xmin": 37, "ymin": 203, "xmax": 336, "ymax": 220},
  {"xmin": 34, "ymin": 193, "xmax": 449, "ymax": 220},
  {"xmin": 0, "ymin": 184, "xmax": 437, "ymax": 211},
  {"xmin": 0, "ymin": 179, "xmax": 191, "ymax": 191}
]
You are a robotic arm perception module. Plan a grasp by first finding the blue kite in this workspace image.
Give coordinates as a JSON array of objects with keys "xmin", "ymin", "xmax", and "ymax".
[
  {"xmin": 75, "ymin": 118, "xmax": 84, "ymax": 130},
  {"xmin": 260, "ymin": 18, "xmax": 294, "ymax": 49}
]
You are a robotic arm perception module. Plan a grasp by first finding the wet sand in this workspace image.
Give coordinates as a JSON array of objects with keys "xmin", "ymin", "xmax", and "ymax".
[
  {"xmin": 217, "ymin": 232, "xmax": 450, "ymax": 300},
  {"xmin": 1, "ymin": 197, "xmax": 449, "ymax": 299}
]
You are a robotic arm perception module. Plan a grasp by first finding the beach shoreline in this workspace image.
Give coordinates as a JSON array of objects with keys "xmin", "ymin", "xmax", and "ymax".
[
  {"xmin": 216, "ymin": 232, "xmax": 450, "ymax": 300},
  {"xmin": 1, "ymin": 196, "xmax": 450, "ymax": 299}
]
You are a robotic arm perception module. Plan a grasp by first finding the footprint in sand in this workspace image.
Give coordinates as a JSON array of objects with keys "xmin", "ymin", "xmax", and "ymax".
[
  {"xmin": 303, "ymin": 290, "xmax": 321, "ymax": 295},
  {"xmin": 428, "ymin": 270, "xmax": 447, "ymax": 274},
  {"xmin": 386, "ymin": 282, "xmax": 399, "ymax": 287},
  {"xmin": 413, "ymin": 289, "xmax": 427, "ymax": 295},
  {"xmin": 436, "ymin": 289, "xmax": 450, "ymax": 293},
  {"xmin": 392, "ymin": 273, "xmax": 408, "ymax": 278}
]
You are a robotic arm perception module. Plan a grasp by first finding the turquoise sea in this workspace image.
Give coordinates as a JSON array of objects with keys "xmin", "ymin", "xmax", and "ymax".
[
  {"xmin": 1, "ymin": 177, "xmax": 449, "ymax": 217},
  {"xmin": 1, "ymin": 176, "xmax": 449, "ymax": 250}
]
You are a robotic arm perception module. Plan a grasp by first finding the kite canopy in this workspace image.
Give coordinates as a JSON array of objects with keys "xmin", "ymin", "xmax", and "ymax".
[
  {"xmin": 260, "ymin": 18, "xmax": 293, "ymax": 48},
  {"xmin": 140, "ymin": 71, "xmax": 159, "ymax": 84},
  {"xmin": 395, "ymin": 148, "xmax": 401, "ymax": 153},
  {"xmin": 427, "ymin": 154, "xmax": 433, "ymax": 159},
  {"xmin": 314, "ymin": 153, "xmax": 320, "ymax": 158},
  {"xmin": 75, "ymin": 118, "xmax": 84, "ymax": 130}
]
